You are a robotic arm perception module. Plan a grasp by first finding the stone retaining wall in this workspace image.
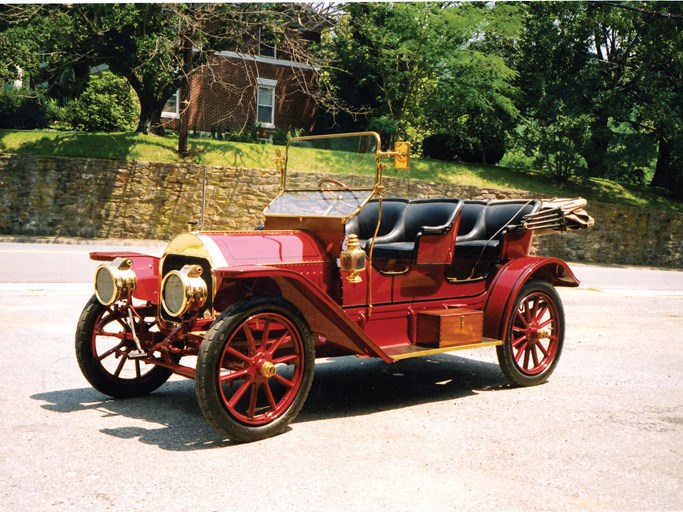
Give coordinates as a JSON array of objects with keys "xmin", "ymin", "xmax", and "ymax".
[{"xmin": 1, "ymin": 153, "xmax": 682, "ymax": 267}]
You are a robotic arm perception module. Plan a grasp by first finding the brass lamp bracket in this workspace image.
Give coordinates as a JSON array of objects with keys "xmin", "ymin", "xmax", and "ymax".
[
  {"xmin": 340, "ymin": 234, "xmax": 367, "ymax": 283},
  {"xmin": 377, "ymin": 141, "xmax": 411, "ymax": 170}
]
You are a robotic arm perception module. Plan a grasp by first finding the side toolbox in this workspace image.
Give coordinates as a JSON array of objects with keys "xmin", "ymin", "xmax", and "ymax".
[{"xmin": 416, "ymin": 308, "xmax": 484, "ymax": 347}]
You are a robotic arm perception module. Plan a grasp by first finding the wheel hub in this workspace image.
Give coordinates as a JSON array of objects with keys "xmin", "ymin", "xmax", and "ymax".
[{"xmin": 259, "ymin": 361, "xmax": 276, "ymax": 378}]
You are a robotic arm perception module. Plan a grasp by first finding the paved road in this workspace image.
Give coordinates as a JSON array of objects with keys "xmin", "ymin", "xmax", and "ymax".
[{"xmin": 0, "ymin": 242, "xmax": 681, "ymax": 511}]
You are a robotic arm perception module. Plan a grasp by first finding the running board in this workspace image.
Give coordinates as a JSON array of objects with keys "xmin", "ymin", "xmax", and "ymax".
[{"xmin": 384, "ymin": 338, "xmax": 503, "ymax": 361}]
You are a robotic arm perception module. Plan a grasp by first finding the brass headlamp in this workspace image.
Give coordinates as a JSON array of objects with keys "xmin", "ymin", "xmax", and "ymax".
[
  {"xmin": 161, "ymin": 264, "xmax": 208, "ymax": 318},
  {"xmin": 94, "ymin": 257, "xmax": 137, "ymax": 306}
]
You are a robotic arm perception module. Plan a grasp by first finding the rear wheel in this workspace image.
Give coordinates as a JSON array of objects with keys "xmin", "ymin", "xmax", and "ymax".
[
  {"xmin": 496, "ymin": 280, "xmax": 565, "ymax": 386},
  {"xmin": 196, "ymin": 297, "xmax": 315, "ymax": 442},
  {"xmin": 75, "ymin": 295, "xmax": 173, "ymax": 398}
]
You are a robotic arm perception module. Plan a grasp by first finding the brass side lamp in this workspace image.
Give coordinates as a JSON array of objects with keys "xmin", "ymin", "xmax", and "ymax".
[{"xmin": 340, "ymin": 234, "xmax": 367, "ymax": 283}]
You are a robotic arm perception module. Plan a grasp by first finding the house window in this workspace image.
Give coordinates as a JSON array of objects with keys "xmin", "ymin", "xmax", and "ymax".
[
  {"xmin": 256, "ymin": 78, "xmax": 277, "ymax": 128},
  {"xmin": 162, "ymin": 90, "xmax": 180, "ymax": 119},
  {"xmin": 259, "ymin": 27, "xmax": 277, "ymax": 58}
]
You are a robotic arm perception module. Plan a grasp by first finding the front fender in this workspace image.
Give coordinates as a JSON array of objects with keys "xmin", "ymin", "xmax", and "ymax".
[
  {"xmin": 483, "ymin": 256, "xmax": 579, "ymax": 339},
  {"xmin": 89, "ymin": 251, "xmax": 160, "ymax": 303},
  {"xmin": 213, "ymin": 265, "xmax": 393, "ymax": 362}
]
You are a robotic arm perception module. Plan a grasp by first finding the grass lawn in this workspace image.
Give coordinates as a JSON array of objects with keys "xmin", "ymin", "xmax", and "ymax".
[{"xmin": 1, "ymin": 128, "xmax": 680, "ymax": 212}]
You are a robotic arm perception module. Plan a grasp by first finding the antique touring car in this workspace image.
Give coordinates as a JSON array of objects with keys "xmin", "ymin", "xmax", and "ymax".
[{"xmin": 76, "ymin": 132, "xmax": 593, "ymax": 442}]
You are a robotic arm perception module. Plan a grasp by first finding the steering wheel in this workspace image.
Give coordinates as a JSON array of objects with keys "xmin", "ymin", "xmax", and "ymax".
[
  {"xmin": 317, "ymin": 178, "xmax": 356, "ymax": 214},
  {"xmin": 318, "ymin": 177, "xmax": 351, "ymax": 192}
]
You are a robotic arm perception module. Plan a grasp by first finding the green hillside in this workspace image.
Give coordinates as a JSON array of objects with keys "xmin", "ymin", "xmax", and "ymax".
[{"xmin": 1, "ymin": 129, "xmax": 680, "ymax": 212}]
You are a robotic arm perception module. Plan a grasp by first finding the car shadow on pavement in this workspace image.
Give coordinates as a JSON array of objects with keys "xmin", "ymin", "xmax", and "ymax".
[
  {"xmin": 31, "ymin": 353, "xmax": 509, "ymax": 451},
  {"xmin": 298, "ymin": 353, "xmax": 509, "ymax": 422},
  {"xmin": 31, "ymin": 380, "xmax": 234, "ymax": 451}
]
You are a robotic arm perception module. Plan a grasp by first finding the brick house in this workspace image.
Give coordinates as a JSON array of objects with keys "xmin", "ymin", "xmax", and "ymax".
[{"xmin": 161, "ymin": 30, "xmax": 320, "ymax": 138}]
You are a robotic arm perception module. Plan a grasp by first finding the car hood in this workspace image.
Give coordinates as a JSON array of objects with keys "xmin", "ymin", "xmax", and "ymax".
[{"xmin": 162, "ymin": 230, "xmax": 330, "ymax": 269}]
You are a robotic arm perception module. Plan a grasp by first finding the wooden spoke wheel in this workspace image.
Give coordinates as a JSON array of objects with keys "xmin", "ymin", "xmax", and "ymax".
[
  {"xmin": 75, "ymin": 295, "xmax": 173, "ymax": 398},
  {"xmin": 196, "ymin": 297, "xmax": 315, "ymax": 443},
  {"xmin": 496, "ymin": 280, "xmax": 565, "ymax": 386}
]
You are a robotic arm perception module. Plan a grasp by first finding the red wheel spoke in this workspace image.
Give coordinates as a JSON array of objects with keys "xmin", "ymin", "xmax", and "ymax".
[
  {"xmin": 273, "ymin": 353, "xmax": 298, "ymax": 365},
  {"xmin": 264, "ymin": 382, "xmax": 277, "ymax": 411},
  {"xmin": 514, "ymin": 341, "xmax": 527, "ymax": 364},
  {"xmin": 523, "ymin": 346, "xmax": 532, "ymax": 370},
  {"xmin": 537, "ymin": 317, "xmax": 554, "ymax": 330},
  {"xmin": 531, "ymin": 346, "xmax": 540, "ymax": 368},
  {"xmin": 529, "ymin": 297, "xmax": 539, "ymax": 320},
  {"xmin": 272, "ymin": 372, "xmax": 294, "ymax": 389},
  {"xmin": 228, "ymin": 379, "xmax": 253, "ymax": 409},
  {"xmin": 532, "ymin": 303, "xmax": 549, "ymax": 323},
  {"xmin": 115, "ymin": 317, "xmax": 130, "ymax": 331},
  {"xmin": 220, "ymin": 368, "xmax": 249, "ymax": 383},
  {"xmin": 113, "ymin": 352, "xmax": 128, "ymax": 378},
  {"xmin": 512, "ymin": 334, "xmax": 527, "ymax": 349},
  {"xmin": 268, "ymin": 333, "xmax": 291, "ymax": 356},
  {"xmin": 97, "ymin": 343, "xmax": 126, "ymax": 361},
  {"xmin": 515, "ymin": 309, "xmax": 529, "ymax": 328},
  {"xmin": 135, "ymin": 359, "xmax": 141, "ymax": 379},
  {"xmin": 260, "ymin": 318, "xmax": 272, "ymax": 350},
  {"xmin": 223, "ymin": 345, "xmax": 251, "ymax": 364},
  {"xmin": 242, "ymin": 324, "xmax": 257, "ymax": 355},
  {"xmin": 536, "ymin": 342, "xmax": 549, "ymax": 358},
  {"xmin": 247, "ymin": 383, "xmax": 259, "ymax": 419}
]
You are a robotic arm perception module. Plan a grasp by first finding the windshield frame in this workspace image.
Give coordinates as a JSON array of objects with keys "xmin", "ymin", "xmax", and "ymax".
[{"xmin": 264, "ymin": 131, "xmax": 384, "ymax": 220}]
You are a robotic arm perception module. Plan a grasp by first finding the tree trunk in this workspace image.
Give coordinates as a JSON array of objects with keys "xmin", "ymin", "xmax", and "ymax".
[
  {"xmin": 650, "ymin": 137, "xmax": 674, "ymax": 189},
  {"xmin": 128, "ymin": 76, "xmax": 167, "ymax": 136},
  {"xmin": 135, "ymin": 100, "xmax": 165, "ymax": 135},
  {"xmin": 178, "ymin": 29, "xmax": 193, "ymax": 156},
  {"xmin": 583, "ymin": 109, "xmax": 610, "ymax": 176}
]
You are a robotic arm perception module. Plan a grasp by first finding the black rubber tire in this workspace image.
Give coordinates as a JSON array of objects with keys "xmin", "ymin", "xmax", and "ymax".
[
  {"xmin": 196, "ymin": 296, "xmax": 315, "ymax": 443},
  {"xmin": 75, "ymin": 295, "xmax": 173, "ymax": 398},
  {"xmin": 496, "ymin": 280, "xmax": 565, "ymax": 387}
]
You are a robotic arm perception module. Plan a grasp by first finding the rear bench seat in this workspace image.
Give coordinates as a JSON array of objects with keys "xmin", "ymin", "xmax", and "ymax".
[
  {"xmin": 455, "ymin": 199, "xmax": 541, "ymax": 258},
  {"xmin": 457, "ymin": 200, "xmax": 488, "ymax": 237},
  {"xmin": 345, "ymin": 198, "xmax": 409, "ymax": 249},
  {"xmin": 371, "ymin": 198, "xmax": 463, "ymax": 261}
]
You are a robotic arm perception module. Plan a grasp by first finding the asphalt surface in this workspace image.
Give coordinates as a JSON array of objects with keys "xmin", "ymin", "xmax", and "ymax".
[{"xmin": 0, "ymin": 241, "xmax": 681, "ymax": 511}]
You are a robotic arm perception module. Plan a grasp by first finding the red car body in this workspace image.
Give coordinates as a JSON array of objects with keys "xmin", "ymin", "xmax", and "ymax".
[{"xmin": 76, "ymin": 132, "xmax": 590, "ymax": 442}]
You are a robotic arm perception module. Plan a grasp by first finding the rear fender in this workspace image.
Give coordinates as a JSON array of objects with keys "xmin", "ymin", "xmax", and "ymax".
[
  {"xmin": 213, "ymin": 266, "xmax": 393, "ymax": 362},
  {"xmin": 89, "ymin": 251, "xmax": 160, "ymax": 303},
  {"xmin": 484, "ymin": 257, "xmax": 579, "ymax": 339}
]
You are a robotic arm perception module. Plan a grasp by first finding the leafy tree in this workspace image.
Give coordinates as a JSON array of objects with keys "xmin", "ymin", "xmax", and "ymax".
[
  {"xmin": 626, "ymin": 2, "xmax": 683, "ymax": 194},
  {"xmin": 515, "ymin": 0, "xmax": 683, "ymax": 190},
  {"xmin": 1, "ymin": 4, "xmax": 330, "ymax": 138},
  {"xmin": 320, "ymin": 2, "xmax": 521, "ymax": 155},
  {"xmin": 526, "ymin": 114, "xmax": 592, "ymax": 182}
]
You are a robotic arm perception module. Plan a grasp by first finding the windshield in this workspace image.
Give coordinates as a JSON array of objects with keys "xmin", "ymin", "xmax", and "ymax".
[{"xmin": 265, "ymin": 132, "xmax": 381, "ymax": 217}]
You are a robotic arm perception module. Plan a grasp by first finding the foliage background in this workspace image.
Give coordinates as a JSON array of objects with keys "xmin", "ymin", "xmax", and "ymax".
[{"xmin": 1, "ymin": 2, "xmax": 682, "ymax": 197}]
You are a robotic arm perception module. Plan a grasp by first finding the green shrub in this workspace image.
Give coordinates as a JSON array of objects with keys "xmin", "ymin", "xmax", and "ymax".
[
  {"xmin": 523, "ymin": 115, "xmax": 592, "ymax": 182},
  {"xmin": 0, "ymin": 88, "xmax": 49, "ymax": 129},
  {"xmin": 68, "ymin": 71, "xmax": 139, "ymax": 132},
  {"xmin": 421, "ymin": 133, "xmax": 457, "ymax": 161},
  {"xmin": 421, "ymin": 125, "xmax": 507, "ymax": 165}
]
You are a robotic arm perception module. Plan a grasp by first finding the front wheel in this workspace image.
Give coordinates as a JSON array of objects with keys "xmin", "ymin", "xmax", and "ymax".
[
  {"xmin": 75, "ymin": 295, "xmax": 173, "ymax": 398},
  {"xmin": 496, "ymin": 280, "xmax": 565, "ymax": 386},
  {"xmin": 196, "ymin": 297, "xmax": 315, "ymax": 443}
]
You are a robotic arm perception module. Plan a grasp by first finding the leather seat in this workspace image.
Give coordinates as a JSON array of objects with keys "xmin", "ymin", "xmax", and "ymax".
[
  {"xmin": 371, "ymin": 198, "xmax": 463, "ymax": 260},
  {"xmin": 457, "ymin": 200, "xmax": 488, "ymax": 237},
  {"xmin": 455, "ymin": 199, "xmax": 541, "ymax": 258},
  {"xmin": 345, "ymin": 198, "xmax": 409, "ymax": 249}
]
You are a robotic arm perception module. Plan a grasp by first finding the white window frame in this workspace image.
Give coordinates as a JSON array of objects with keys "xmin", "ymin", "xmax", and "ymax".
[
  {"xmin": 258, "ymin": 27, "xmax": 277, "ymax": 59},
  {"xmin": 256, "ymin": 78, "xmax": 277, "ymax": 129},
  {"xmin": 162, "ymin": 89, "xmax": 180, "ymax": 119}
]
